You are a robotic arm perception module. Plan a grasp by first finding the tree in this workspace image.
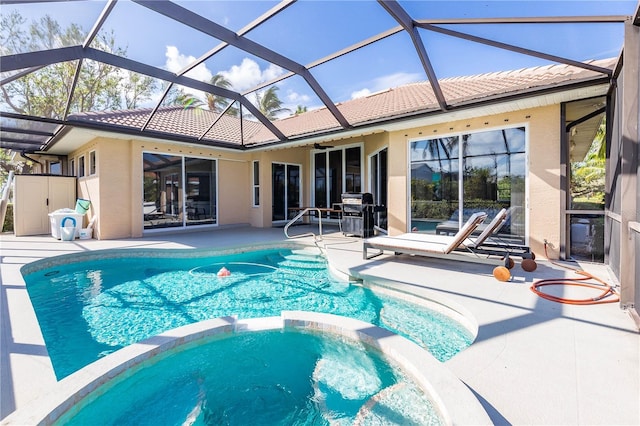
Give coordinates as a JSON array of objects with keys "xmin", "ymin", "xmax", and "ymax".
[
  {"xmin": 206, "ymin": 74, "xmax": 232, "ymax": 112},
  {"xmin": 570, "ymin": 119, "xmax": 606, "ymax": 206},
  {"xmin": 0, "ymin": 150, "xmax": 32, "ymax": 189},
  {"xmin": 123, "ymin": 72, "xmax": 157, "ymax": 109},
  {"xmin": 166, "ymin": 88, "xmax": 205, "ymax": 109},
  {"xmin": 293, "ymin": 105, "xmax": 308, "ymax": 115},
  {"xmin": 571, "ymin": 129, "xmax": 606, "ymax": 205},
  {"xmin": 255, "ymin": 86, "xmax": 290, "ymax": 120},
  {"xmin": 0, "ymin": 10, "xmax": 156, "ymax": 118}
]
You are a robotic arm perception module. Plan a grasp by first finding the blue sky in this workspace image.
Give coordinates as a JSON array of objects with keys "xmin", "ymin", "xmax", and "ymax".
[{"xmin": 5, "ymin": 0, "xmax": 637, "ymax": 114}]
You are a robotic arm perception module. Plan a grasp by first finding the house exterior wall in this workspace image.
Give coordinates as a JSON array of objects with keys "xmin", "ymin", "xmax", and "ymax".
[
  {"xmin": 69, "ymin": 138, "xmax": 133, "ymax": 239},
  {"xmin": 217, "ymin": 158, "xmax": 250, "ymax": 226},
  {"xmin": 360, "ymin": 105, "xmax": 561, "ymax": 259},
  {"xmin": 62, "ymin": 105, "xmax": 562, "ymax": 259}
]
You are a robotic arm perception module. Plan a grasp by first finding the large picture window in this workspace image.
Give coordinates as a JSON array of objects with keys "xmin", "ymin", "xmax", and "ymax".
[
  {"xmin": 410, "ymin": 127, "xmax": 526, "ymax": 244},
  {"xmin": 142, "ymin": 153, "xmax": 217, "ymax": 230}
]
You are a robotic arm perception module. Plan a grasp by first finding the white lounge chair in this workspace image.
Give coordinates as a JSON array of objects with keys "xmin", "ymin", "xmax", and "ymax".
[
  {"xmin": 463, "ymin": 208, "xmax": 537, "ymax": 272},
  {"xmin": 363, "ymin": 211, "xmax": 488, "ymax": 260}
]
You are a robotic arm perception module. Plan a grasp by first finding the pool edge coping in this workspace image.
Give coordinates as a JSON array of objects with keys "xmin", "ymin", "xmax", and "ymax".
[{"xmin": 0, "ymin": 312, "xmax": 491, "ymax": 426}]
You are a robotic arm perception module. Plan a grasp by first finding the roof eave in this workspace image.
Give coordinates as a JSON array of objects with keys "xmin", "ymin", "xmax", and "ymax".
[{"xmin": 42, "ymin": 75, "xmax": 612, "ymax": 154}]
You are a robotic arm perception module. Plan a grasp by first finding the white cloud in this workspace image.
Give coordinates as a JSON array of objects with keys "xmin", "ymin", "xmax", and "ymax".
[
  {"xmin": 165, "ymin": 46, "xmax": 212, "ymax": 83},
  {"xmin": 374, "ymin": 72, "xmax": 421, "ymax": 90},
  {"xmin": 286, "ymin": 90, "xmax": 310, "ymax": 104},
  {"xmin": 164, "ymin": 46, "xmax": 213, "ymax": 103},
  {"xmin": 350, "ymin": 72, "xmax": 422, "ymax": 99},
  {"xmin": 351, "ymin": 88, "xmax": 371, "ymax": 99},
  {"xmin": 219, "ymin": 57, "xmax": 284, "ymax": 92}
]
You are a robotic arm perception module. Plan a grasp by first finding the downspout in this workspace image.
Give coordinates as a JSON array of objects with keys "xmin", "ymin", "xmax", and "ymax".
[{"xmin": 20, "ymin": 151, "xmax": 43, "ymax": 167}]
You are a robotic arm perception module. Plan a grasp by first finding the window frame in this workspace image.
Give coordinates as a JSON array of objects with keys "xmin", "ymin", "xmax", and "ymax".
[
  {"xmin": 78, "ymin": 155, "xmax": 86, "ymax": 178},
  {"xmin": 89, "ymin": 150, "xmax": 96, "ymax": 175},
  {"xmin": 407, "ymin": 124, "xmax": 529, "ymax": 242},
  {"xmin": 252, "ymin": 160, "xmax": 260, "ymax": 207}
]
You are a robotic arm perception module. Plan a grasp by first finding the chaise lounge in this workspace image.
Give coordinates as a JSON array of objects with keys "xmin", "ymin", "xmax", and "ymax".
[
  {"xmin": 363, "ymin": 210, "xmax": 526, "ymax": 281},
  {"xmin": 363, "ymin": 211, "xmax": 488, "ymax": 260}
]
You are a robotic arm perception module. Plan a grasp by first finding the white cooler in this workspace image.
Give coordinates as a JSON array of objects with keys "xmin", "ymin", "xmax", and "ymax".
[{"xmin": 49, "ymin": 208, "xmax": 84, "ymax": 239}]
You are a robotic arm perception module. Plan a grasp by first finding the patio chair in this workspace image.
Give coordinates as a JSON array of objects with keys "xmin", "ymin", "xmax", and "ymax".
[
  {"xmin": 363, "ymin": 211, "xmax": 488, "ymax": 260},
  {"xmin": 463, "ymin": 207, "xmax": 537, "ymax": 272},
  {"xmin": 363, "ymin": 211, "xmax": 521, "ymax": 281}
]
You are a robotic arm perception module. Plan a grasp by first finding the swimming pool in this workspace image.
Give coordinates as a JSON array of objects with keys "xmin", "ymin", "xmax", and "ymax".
[
  {"xmin": 3, "ymin": 314, "xmax": 491, "ymax": 426},
  {"xmin": 57, "ymin": 327, "xmax": 439, "ymax": 425},
  {"xmin": 22, "ymin": 246, "xmax": 474, "ymax": 379}
]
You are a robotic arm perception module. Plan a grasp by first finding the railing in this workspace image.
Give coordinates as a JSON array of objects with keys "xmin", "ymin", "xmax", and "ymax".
[
  {"xmin": 0, "ymin": 171, "xmax": 14, "ymax": 232},
  {"xmin": 284, "ymin": 208, "xmax": 327, "ymax": 241}
]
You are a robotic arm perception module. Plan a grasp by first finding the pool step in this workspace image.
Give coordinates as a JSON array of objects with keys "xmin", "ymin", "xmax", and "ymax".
[
  {"xmin": 311, "ymin": 350, "xmax": 387, "ymax": 424},
  {"xmin": 266, "ymin": 250, "xmax": 328, "ymax": 272},
  {"xmin": 353, "ymin": 382, "xmax": 436, "ymax": 425}
]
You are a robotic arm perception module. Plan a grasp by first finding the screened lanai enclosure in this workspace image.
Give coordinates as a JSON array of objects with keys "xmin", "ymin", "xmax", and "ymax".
[{"xmin": 1, "ymin": 1, "xmax": 639, "ymax": 321}]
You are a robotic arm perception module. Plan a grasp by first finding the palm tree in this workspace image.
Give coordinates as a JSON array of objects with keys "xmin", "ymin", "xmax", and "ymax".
[
  {"xmin": 206, "ymin": 74, "xmax": 233, "ymax": 112},
  {"xmin": 293, "ymin": 105, "xmax": 308, "ymax": 115},
  {"xmin": 168, "ymin": 90, "xmax": 204, "ymax": 108},
  {"xmin": 570, "ymin": 119, "xmax": 606, "ymax": 205},
  {"xmin": 255, "ymin": 86, "xmax": 290, "ymax": 120}
]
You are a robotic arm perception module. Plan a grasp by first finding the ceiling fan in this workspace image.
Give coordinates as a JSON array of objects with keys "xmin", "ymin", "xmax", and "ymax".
[{"xmin": 313, "ymin": 143, "xmax": 334, "ymax": 150}]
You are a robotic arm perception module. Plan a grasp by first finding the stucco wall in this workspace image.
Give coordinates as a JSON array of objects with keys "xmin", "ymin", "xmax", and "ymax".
[
  {"xmin": 377, "ymin": 105, "xmax": 560, "ymax": 258},
  {"xmin": 70, "ymin": 138, "xmax": 133, "ymax": 239},
  {"xmin": 64, "ymin": 104, "xmax": 562, "ymax": 259},
  {"xmin": 217, "ymin": 158, "xmax": 250, "ymax": 225}
]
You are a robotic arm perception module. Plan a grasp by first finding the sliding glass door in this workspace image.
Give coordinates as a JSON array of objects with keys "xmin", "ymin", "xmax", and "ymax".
[
  {"xmin": 272, "ymin": 163, "xmax": 301, "ymax": 222},
  {"xmin": 185, "ymin": 157, "xmax": 216, "ymax": 226},
  {"xmin": 143, "ymin": 153, "xmax": 217, "ymax": 230},
  {"xmin": 370, "ymin": 147, "xmax": 388, "ymax": 230}
]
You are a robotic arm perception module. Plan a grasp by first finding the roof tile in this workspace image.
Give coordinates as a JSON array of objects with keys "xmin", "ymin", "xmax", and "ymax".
[{"xmin": 68, "ymin": 58, "xmax": 615, "ymax": 147}]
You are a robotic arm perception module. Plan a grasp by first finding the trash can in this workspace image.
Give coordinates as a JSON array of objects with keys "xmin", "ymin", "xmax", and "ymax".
[
  {"xmin": 75, "ymin": 198, "xmax": 91, "ymax": 215},
  {"xmin": 49, "ymin": 208, "xmax": 83, "ymax": 239}
]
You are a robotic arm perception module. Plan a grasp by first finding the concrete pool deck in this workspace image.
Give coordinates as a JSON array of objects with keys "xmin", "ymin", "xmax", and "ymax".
[{"xmin": 1, "ymin": 226, "xmax": 639, "ymax": 425}]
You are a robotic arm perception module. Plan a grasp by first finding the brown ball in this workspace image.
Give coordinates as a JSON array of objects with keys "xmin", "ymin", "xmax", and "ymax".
[{"xmin": 521, "ymin": 259, "xmax": 537, "ymax": 272}]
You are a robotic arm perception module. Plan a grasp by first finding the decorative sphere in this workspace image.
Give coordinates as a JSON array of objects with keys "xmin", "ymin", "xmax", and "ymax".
[
  {"xmin": 521, "ymin": 259, "xmax": 537, "ymax": 272},
  {"xmin": 493, "ymin": 266, "xmax": 511, "ymax": 282}
]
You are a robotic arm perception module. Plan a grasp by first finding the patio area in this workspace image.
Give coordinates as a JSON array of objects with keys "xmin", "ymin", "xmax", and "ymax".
[{"xmin": 1, "ymin": 226, "xmax": 638, "ymax": 425}]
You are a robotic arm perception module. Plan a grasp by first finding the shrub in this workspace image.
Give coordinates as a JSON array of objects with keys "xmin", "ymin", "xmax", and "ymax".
[{"xmin": 2, "ymin": 203, "xmax": 13, "ymax": 233}]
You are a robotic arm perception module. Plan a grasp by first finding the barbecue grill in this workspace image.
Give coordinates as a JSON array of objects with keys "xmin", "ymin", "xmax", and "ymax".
[{"xmin": 341, "ymin": 193, "xmax": 375, "ymax": 237}]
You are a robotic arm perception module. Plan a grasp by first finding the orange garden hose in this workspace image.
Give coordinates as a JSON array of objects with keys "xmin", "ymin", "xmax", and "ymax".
[{"xmin": 529, "ymin": 243, "xmax": 620, "ymax": 305}]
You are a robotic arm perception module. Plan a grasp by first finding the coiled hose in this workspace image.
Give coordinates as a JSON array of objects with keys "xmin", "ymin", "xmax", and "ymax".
[{"xmin": 529, "ymin": 243, "xmax": 619, "ymax": 305}]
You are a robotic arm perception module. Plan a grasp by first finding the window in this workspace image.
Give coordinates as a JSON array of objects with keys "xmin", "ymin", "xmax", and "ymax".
[
  {"xmin": 143, "ymin": 152, "xmax": 217, "ymax": 230},
  {"xmin": 69, "ymin": 158, "xmax": 75, "ymax": 177},
  {"xmin": 313, "ymin": 145, "xmax": 362, "ymax": 214},
  {"xmin": 49, "ymin": 161, "xmax": 61, "ymax": 175},
  {"xmin": 78, "ymin": 155, "xmax": 85, "ymax": 177},
  {"xmin": 252, "ymin": 161, "xmax": 260, "ymax": 206},
  {"xmin": 89, "ymin": 151, "xmax": 96, "ymax": 175},
  {"xmin": 409, "ymin": 127, "xmax": 526, "ymax": 244}
]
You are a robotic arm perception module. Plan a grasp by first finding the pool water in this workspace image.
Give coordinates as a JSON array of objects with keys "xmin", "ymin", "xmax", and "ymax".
[
  {"xmin": 55, "ymin": 330, "xmax": 441, "ymax": 426},
  {"xmin": 24, "ymin": 248, "xmax": 473, "ymax": 379}
]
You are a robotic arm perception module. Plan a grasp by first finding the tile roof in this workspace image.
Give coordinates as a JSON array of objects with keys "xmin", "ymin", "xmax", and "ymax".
[{"xmin": 68, "ymin": 58, "xmax": 615, "ymax": 149}]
